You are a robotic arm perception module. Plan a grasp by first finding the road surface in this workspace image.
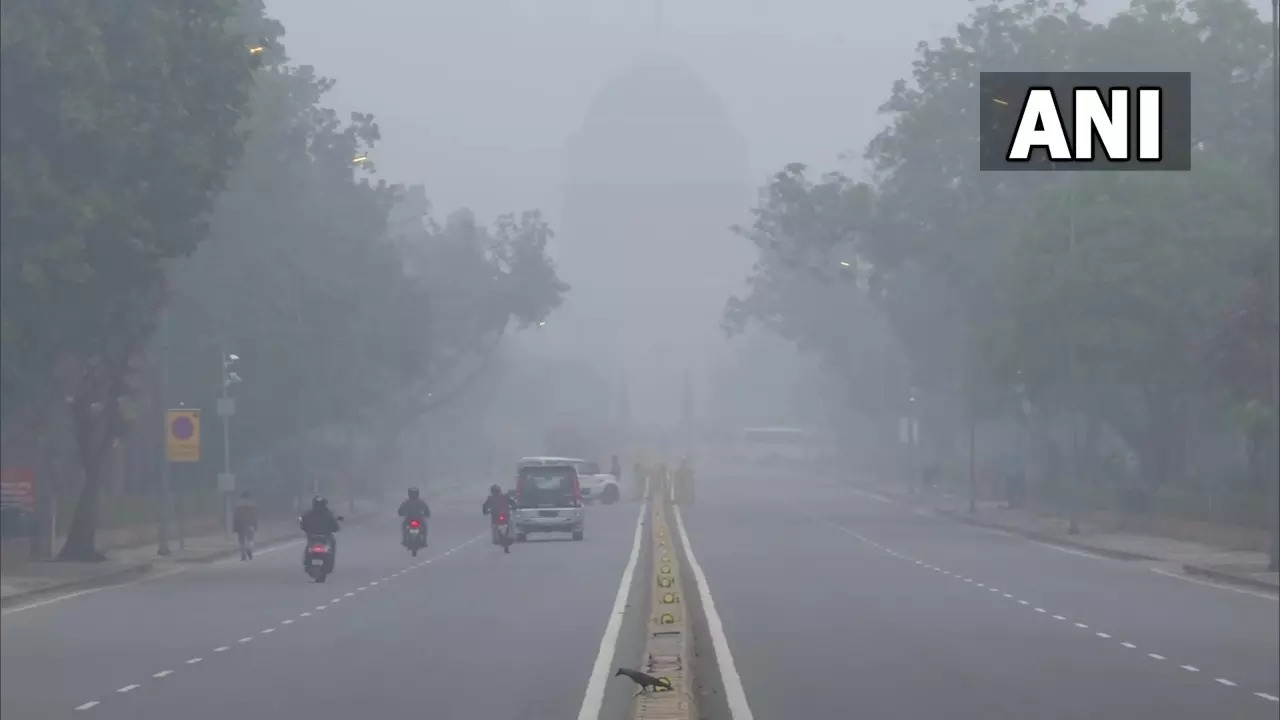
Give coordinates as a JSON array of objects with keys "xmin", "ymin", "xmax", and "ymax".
[
  {"xmin": 680, "ymin": 470, "xmax": 1280, "ymax": 720},
  {"xmin": 1, "ymin": 495, "xmax": 650, "ymax": 720},
  {"xmin": 6, "ymin": 476, "xmax": 1277, "ymax": 720}
]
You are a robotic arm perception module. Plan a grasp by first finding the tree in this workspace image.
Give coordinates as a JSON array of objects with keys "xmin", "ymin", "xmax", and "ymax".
[
  {"xmin": 998, "ymin": 159, "xmax": 1275, "ymax": 510},
  {"xmin": 165, "ymin": 43, "xmax": 568, "ymax": 501},
  {"xmin": 1, "ymin": 0, "xmax": 260, "ymax": 559},
  {"xmin": 724, "ymin": 165, "xmax": 892, "ymax": 405},
  {"xmin": 731, "ymin": 0, "xmax": 1277, "ymax": 527}
]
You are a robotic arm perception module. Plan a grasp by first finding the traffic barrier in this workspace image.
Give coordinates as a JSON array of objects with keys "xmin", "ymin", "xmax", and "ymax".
[{"xmin": 630, "ymin": 473, "xmax": 696, "ymax": 720}]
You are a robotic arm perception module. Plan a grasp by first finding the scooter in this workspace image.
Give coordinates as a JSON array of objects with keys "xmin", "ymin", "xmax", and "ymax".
[
  {"xmin": 301, "ymin": 515, "xmax": 344, "ymax": 583},
  {"xmin": 403, "ymin": 518, "xmax": 426, "ymax": 557},
  {"xmin": 304, "ymin": 534, "xmax": 334, "ymax": 582}
]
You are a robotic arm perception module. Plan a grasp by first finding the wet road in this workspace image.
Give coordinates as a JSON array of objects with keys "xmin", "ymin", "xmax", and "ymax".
[
  {"xmin": 680, "ymin": 471, "xmax": 1280, "ymax": 720},
  {"xmin": 1, "ymin": 495, "xmax": 650, "ymax": 720}
]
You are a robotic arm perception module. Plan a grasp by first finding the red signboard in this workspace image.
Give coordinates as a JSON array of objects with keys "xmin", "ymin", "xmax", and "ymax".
[{"xmin": 0, "ymin": 466, "xmax": 36, "ymax": 511}]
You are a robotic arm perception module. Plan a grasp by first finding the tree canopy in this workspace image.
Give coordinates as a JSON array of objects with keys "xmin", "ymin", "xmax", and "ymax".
[
  {"xmin": 0, "ymin": 0, "xmax": 568, "ymax": 558},
  {"xmin": 727, "ymin": 0, "xmax": 1279, "ymax": 564}
]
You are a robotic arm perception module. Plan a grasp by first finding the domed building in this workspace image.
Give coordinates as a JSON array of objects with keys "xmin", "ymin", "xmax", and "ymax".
[{"xmin": 556, "ymin": 54, "xmax": 753, "ymax": 426}]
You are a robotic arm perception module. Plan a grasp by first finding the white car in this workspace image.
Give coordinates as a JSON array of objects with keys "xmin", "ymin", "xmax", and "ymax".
[{"xmin": 565, "ymin": 460, "xmax": 620, "ymax": 505}]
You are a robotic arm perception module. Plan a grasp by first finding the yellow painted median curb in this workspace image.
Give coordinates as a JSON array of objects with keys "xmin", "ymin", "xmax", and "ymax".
[{"xmin": 630, "ymin": 481, "xmax": 697, "ymax": 720}]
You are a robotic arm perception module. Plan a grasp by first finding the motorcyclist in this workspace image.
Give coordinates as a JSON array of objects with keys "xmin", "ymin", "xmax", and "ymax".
[
  {"xmin": 481, "ymin": 484, "xmax": 512, "ymax": 553},
  {"xmin": 300, "ymin": 496, "xmax": 341, "ymax": 567},
  {"xmin": 398, "ymin": 487, "xmax": 431, "ymax": 546}
]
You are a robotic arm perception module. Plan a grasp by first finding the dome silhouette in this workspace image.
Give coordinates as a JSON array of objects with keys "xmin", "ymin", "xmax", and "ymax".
[{"xmin": 567, "ymin": 55, "xmax": 747, "ymax": 185}]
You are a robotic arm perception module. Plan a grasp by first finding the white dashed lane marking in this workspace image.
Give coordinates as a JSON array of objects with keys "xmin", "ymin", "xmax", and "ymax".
[
  {"xmin": 831, "ymin": 523, "xmax": 1277, "ymax": 706},
  {"xmin": 68, "ymin": 533, "xmax": 483, "ymax": 711}
]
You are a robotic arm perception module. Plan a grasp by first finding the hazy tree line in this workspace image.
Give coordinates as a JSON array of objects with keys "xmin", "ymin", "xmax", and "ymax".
[
  {"xmin": 0, "ymin": 0, "xmax": 567, "ymax": 559},
  {"xmin": 727, "ymin": 0, "xmax": 1279, "ymax": 568}
]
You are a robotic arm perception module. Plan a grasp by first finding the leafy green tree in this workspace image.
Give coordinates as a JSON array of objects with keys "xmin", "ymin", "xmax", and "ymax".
[
  {"xmin": 1, "ymin": 0, "xmax": 260, "ymax": 559},
  {"xmin": 1000, "ymin": 159, "xmax": 1275, "ymax": 497}
]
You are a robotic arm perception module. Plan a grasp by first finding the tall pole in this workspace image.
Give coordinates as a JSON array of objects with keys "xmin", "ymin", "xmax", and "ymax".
[
  {"xmin": 220, "ymin": 345, "xmax": 232, "ymax": 540},
  {"xmin": 1267, "ymin": 0, "xmax": 1279, "ymax": 571},
  {"xmin": 157, "ymin": 306, "xmax": 173, "ymax": 556},
  {"xmin": 1066, "ymin": 176, "xmax": 1081, "ymax": 535}
]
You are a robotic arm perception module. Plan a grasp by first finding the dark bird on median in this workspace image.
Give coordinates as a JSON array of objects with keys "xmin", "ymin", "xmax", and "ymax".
[{"xmin": 615, "ymin": 668, "xmax": 673, "ymax": 693}]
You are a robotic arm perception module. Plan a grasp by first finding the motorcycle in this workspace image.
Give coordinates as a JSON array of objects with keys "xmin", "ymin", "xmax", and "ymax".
[
  {"xmin": 492, "ymin": 512, "xmax": 512, "ymax": 554},
  {"xmin": 403, "ymin": 518, "xmax": 426, "ymax": 557}
]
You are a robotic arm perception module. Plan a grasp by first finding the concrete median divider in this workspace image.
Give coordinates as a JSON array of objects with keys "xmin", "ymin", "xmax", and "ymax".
[{"xmin": 630, "ymin": 476, "xmax": 697, "ymax": 720}]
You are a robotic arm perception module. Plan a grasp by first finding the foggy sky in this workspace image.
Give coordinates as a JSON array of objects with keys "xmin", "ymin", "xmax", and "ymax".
[{"xmin": 261, "ymin": 0, "xmax": 1270, "ymax": 428}]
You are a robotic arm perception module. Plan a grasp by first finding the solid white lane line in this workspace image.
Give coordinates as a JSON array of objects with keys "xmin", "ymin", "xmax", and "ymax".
[
  {"xmin": 575, "ymin": 503, "xmax": 646, "ymax": 720},
  {"xmin": 675, "ymin": 505, "xmax": 756, "ymax": 720}
]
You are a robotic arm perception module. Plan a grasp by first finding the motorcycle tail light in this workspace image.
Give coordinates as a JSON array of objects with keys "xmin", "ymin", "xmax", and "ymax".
[
  {"xmin": 498, "ymin": 514, "xmax": 506, "ymax": 523},
  {"xmin": 311, "ymin": 545, "xmax": 326, "ymax": 553},
  {"xmin": 409, "ymin": 520, "xmax": 420, "ymax": 528}
]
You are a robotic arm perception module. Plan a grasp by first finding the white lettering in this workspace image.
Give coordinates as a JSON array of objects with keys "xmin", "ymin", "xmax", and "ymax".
[
  {"xmin": 1074, "ymin": 88, "xmax": 1128, "ymax": 161},
  {"xmin": 1007, "ymin": 89, "xmax": 1070, "ymax": 162},
  {"xmin": 1138, "ymin": 88, "xmax": 1162, "ymax": 160}
]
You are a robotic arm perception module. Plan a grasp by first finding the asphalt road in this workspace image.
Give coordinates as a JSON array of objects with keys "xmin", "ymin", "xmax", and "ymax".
[
  {"xmin": 1, "ymin": 495, "xmax": 650, "ymax": 720},
  {"xmin": 680, "ymin": 469, "xmax": 1280, "ymax": 720}
]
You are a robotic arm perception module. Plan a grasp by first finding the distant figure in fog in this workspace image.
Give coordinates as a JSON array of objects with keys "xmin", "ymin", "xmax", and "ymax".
[
  {"xmin": 611, "ymin": 455, "xmax": 622, "ymax": 480},
  {"xmin": 233, "ymin": 491, "xmax": 258, "ymax": 560}
]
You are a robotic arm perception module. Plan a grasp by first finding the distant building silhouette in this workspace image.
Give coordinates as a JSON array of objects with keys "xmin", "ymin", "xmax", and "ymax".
[{"xmin": 558, "ymin": 54, "xmax": 751, "ymax": 425}]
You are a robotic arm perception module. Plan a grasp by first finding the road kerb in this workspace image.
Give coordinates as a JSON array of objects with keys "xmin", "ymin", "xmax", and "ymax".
[
  {"xmin": 0, "ymin": 562, "xmax": 155, "ymax": 609},
  {"xmin": 630, "ymin": 490, "xmax": 696, "ymax": 720},
  {"xmin": 1182, "ymin": 563, "xmax": 1280, "ymax": 594}
]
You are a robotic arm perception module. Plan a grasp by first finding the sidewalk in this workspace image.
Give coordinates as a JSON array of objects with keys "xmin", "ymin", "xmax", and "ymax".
[
  {"xmin": 1, "ymin": 499, "xmax": 383, "ymax": 608},
  {"xmin": 853, "ymin": 479, "xmax": 1278, "ymax": 593}
]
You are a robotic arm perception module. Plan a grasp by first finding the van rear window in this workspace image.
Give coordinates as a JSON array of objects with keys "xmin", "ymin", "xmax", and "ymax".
[{"xmin": 518, "ymin": 467, "xmax": 576, "ymax": 507}]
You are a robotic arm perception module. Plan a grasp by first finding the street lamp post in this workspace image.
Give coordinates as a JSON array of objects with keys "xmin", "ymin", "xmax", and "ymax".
[{"xmin": 218, "ymin": 349, "xmax": 241, "ymax": 539}]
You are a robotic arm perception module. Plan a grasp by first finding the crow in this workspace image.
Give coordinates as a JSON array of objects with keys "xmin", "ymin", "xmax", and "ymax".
[{"xmin": 615, "ymin": 667, "xmax": 673, "ymax": 694}]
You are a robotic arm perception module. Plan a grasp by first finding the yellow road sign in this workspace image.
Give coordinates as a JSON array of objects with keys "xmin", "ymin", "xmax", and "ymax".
[{"xmin": 166, "ymin": 409, "xmax": 201, "ymax": 462}]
